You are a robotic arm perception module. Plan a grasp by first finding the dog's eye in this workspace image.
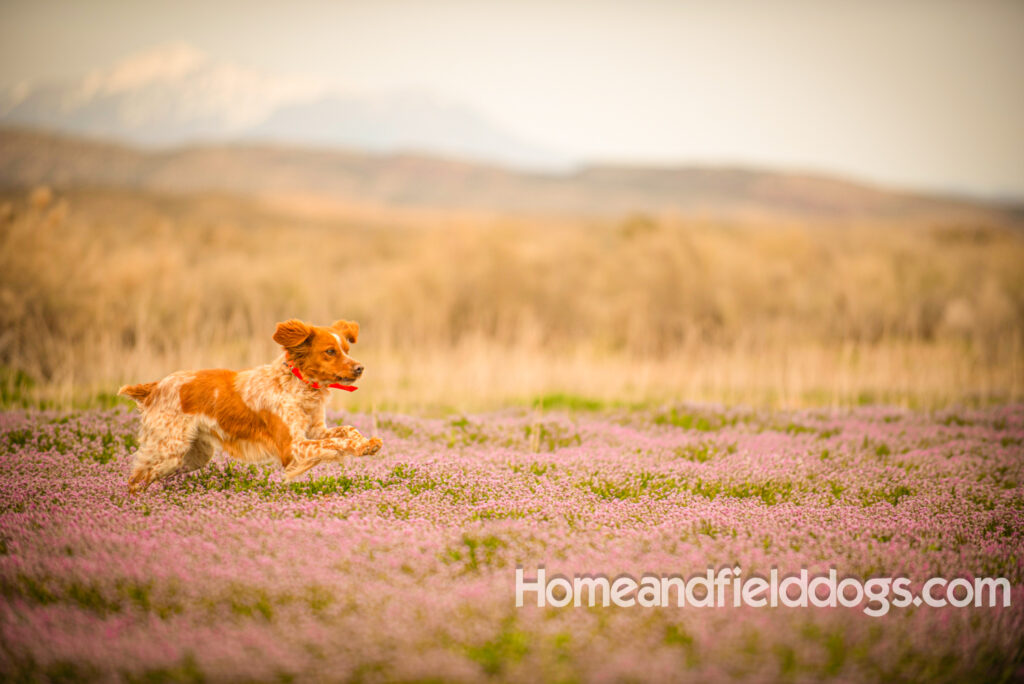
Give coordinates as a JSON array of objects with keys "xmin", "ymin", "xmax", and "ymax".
[{"xmin": 325, "ymin": 348, "xmax": 336, "ymax": 356}]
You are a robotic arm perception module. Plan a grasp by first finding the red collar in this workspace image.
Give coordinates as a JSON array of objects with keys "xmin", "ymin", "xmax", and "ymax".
[{"xmin": 285, "ymin": 362, "xmax": 358, "ymax": 392}]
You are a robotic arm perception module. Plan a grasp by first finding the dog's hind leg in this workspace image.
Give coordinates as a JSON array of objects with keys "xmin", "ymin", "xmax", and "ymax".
[
  {"xmin": 129, "ymin": 444, "xmax": 186, "ymax": 493},
  {"xmin": 179, "ymin": 433, "xmax": 215, "ymax": 475},
  {"xmin": 128, "ymin": 448, "xmax": 157, "ymax": 493},
  {"xmin": 128, "ymin": 417, "xmax": 203, "ymax": 493}
]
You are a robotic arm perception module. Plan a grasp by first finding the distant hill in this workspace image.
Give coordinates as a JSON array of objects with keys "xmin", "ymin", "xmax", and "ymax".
[
  {"xmin": 0, "ymin": 126, "xmax": 1019, "ymax": 223},
  {"xmin": 0, "ymin": 43, "xmax": 563, "ymax": 170}
]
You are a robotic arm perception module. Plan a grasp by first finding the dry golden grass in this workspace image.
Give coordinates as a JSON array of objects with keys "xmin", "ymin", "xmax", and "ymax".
[{"xmin": 1, "ymin": 186, "xmax": 1021, "ymax": 411}]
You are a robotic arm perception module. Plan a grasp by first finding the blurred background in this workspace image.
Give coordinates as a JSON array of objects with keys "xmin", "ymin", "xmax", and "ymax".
[{"xmin": 1, "ymin": 0, "xmax": 1022, "ymax": 411}]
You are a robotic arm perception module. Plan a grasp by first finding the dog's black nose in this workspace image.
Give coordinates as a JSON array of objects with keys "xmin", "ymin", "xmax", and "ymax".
[{"xmin": 353, "ymin": 365, "xmax": 364, "ymax": 377}]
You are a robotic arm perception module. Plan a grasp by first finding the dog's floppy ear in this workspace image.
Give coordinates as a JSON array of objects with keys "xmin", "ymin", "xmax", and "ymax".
[
  {"xmin": 273, "ymin": 319, "xmax": 314, "ymax": 348},
  {"xmin": 331, "ymin": 319, "xmax": 359, "ymax": 344}
]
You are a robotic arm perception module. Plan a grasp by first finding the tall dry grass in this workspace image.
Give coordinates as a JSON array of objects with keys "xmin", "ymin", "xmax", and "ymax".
[{"xmin": 1, "ymin": 186, "xmax": 1021, "ymax": 411}]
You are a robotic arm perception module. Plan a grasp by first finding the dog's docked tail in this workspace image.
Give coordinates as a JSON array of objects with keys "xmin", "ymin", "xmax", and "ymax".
[{"xmin": 118, "ymin": 382, "xmax": 157, "ymax": 405}]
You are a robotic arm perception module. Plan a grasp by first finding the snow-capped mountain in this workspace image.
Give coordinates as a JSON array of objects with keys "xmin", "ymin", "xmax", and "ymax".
[{"xmin": 0, "ymin": 43, "xmax": 565, "ymax": 169}]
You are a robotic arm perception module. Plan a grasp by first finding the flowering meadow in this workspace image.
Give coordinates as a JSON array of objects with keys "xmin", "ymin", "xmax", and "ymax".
[{"xmin": 0, "ymin": 403, "xmax": 1022, "ymax": 682}]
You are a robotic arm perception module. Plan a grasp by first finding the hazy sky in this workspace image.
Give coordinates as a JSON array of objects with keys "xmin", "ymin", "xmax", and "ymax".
[{"xmin": 2, "ymin": 0, "xmax": 1023, "ymax": 198}]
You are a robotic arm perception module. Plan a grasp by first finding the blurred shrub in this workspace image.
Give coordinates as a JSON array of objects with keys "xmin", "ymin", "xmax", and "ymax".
[{"xmin": 1, "ymin": 187, "xmax": 1021, "ymax": 405}]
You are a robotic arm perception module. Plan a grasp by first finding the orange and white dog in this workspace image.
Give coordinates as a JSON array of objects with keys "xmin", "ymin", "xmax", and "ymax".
[{"xmin": 119, "ymin": 318, "xmax": 382, "ymax": 492}]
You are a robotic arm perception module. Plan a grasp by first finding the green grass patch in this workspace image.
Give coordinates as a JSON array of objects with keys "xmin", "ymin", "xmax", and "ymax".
[
  {"xmin": 442, "ymin": 533, "xmax": 509, "ymax": 573},
  {"xmin": 582, "ymin": 470, "xmax": 679, "ymax": 501},
  {"xmin": 858, "ymin": 484, "xmax": 914, "ymax": 507},
  {"xmin": 466, "ymin": 619, "xmax": 529, "ymax": 676},
  {"xmin": 655, "ymin": 409, "xmax": 718, "ymax": 431},
  {"xmin": 534, "ymin": 393, "xmax": 606, "ymax": 412},
  {"xmin": 523, "ymin": 422, "xmax": 582, "ymax": 452},
  {"xmin": 672, "ymin": 441, "xmax": 735, "ymax": 462}
]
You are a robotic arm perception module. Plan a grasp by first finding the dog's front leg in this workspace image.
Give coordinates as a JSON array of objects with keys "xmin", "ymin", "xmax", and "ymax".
[
  {"xmin": 306, "ymin": 405, "xmax": 330, "ymax": 440},
  {"xmin": 324, "ymin": 425, "xmax": 382, "ymax": 457},
  {"xmin": 283, "ymin": 438, "xmax": 344, "ymax": 481},
  {"xmin": 320, "ymin": 427, "xmax": 383, "ymax": 460},
  {"xmin": 284, "ymin": 435, "xmax": 382, "ymax": 481}
]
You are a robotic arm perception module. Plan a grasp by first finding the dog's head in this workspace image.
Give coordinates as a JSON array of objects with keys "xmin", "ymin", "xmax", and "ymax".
[{"xmin": 273, "ymin": 318, "xmax": 363, "ymax": 385}]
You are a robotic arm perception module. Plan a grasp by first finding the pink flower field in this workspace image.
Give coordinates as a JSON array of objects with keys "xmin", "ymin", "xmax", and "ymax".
[{"xmin": 1, "ymin": 404, "xmax": 1022, "ymax": 682}]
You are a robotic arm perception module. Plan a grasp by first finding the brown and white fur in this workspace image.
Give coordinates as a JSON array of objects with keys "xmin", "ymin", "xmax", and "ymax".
[{"xmin": 118, "ymin": 318, "xmax": 382, "ymax": 493}]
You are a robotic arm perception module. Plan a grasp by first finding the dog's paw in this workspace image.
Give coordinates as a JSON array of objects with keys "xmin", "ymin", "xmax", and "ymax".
[
  {"xmin": 361, "ymin": 437, "xmax": 383, "ymax": 456},
  {"xmin": 283, "ymin": 458, "xmax": 315, "ymax": 481},
  {"xmin": 282, "ymin": 465, "xmax": 305, "ymax": 481}
]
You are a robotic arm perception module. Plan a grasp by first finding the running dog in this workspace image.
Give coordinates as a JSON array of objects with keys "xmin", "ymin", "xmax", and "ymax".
[{"xmin": 119, "ymin": 318, "xmax": 382, "ymax": 492}]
